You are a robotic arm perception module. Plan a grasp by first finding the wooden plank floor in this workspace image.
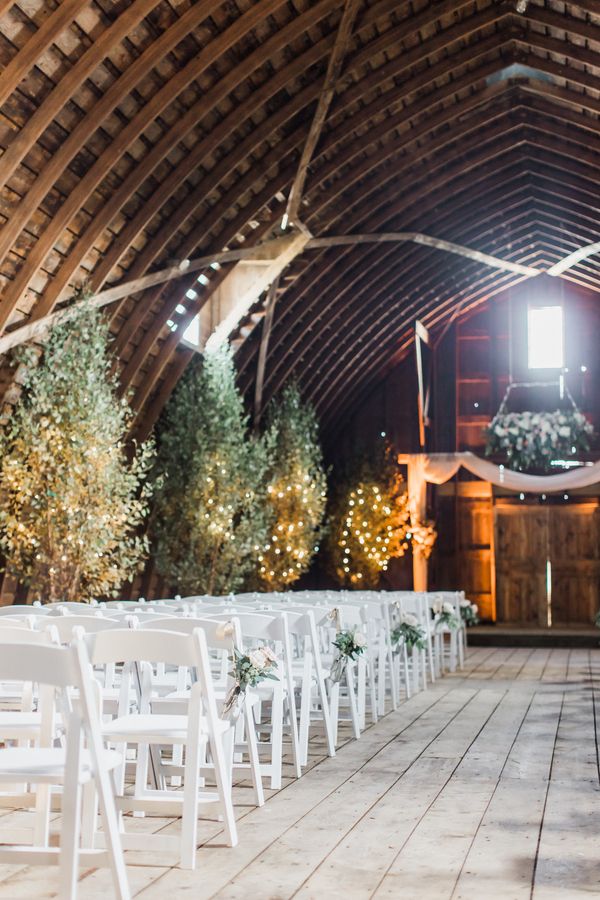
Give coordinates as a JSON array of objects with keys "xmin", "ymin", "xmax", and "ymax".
[{"xmin": 1, "ymin": 646, "xmax": 600, "ymax": 899}]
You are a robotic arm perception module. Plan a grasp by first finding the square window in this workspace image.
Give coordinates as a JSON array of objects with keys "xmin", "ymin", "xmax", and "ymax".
[{"xmin": 528, "ymin": 306, "xmax": 564, "ymax": 369}]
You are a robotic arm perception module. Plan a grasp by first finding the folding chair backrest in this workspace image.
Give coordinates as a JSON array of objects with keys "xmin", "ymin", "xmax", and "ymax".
[
  {"xmin": 47, "ymin": 615, "xmax": 121, "ymax": 643},
  {"xmin": 87, "ymin": 627, "xmax": 201, "ymax": 669},
  {"xmin": 0, "ymin": 625, "xmax": 57, "ymax": 644},
  {"xmin": 0, "ymin": 615, "xmax": 37, "ymax": 629},
  {"xmin": 46, "ymin": 603, "xmax": 106, "ymax": 617},
  {"xmin": 0, "ymin": 604, "xmax": 50, "ymax": 616},
  {"xmin": 0, "ymin": 640, "xmax": 82, "ymax": 688}
]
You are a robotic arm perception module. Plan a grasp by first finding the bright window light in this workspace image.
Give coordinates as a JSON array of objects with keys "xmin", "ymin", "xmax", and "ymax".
[
  {"xmin": 528, "ymin": 306, "xmax": 564, "ymax": 369},
  {"xmin": 182, "ymin": 315, "xmax": 200, "ymax": 346}
]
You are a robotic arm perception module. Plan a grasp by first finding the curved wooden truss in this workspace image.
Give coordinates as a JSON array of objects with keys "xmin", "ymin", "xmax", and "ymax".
[{"xmin": 1, "ymin": 0, "xmax": 600, "ymax": 437}]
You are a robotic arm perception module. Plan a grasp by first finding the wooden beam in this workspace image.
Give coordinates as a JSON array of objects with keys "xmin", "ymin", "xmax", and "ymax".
[
  {"xmin": 306, "ymin": 233, "xmax": 542, "ymax": 277},
  {"xmin": 285, "ymin": 0, "xmax": 361, "ymax": 225},
  {"xmin": 546, "ymin": 242, "xmax": 600, "ymax": 276},
  {"xmin": 254, "ymin": 276, "xmax": 280, "ymax": 426},
  {"xmin": 0, "ymin": 237, "xmax": 301, "ymax": 356}
]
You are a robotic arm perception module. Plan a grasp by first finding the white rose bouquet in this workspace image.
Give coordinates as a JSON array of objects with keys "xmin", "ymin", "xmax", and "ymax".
[
  {"xmin": 222, "ymin": 645, "xmax": 279, "ymax": 718},
  {"xmin": 330, "ymin": 628, "xmax": 367, "ymax": 683},
  {"xmin": 391, "ymin": 612, "xmax": 426, "ymax": 652},
  {"xmin": 460, "ymin": 599, "xmax": 479, "ymax": 627},
  {"xmin": 434, "ymin": 601, "xmax": 459, "ymax": 631}
]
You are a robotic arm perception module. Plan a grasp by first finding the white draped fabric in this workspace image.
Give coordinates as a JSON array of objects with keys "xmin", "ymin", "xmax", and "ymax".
[
  {"xmin": 414, "ymin": 452, "xmax": 600, "ymax": 492},
  {"xmin": 400, "ymin": 452, "xmax": 600, "ymax": 591}
]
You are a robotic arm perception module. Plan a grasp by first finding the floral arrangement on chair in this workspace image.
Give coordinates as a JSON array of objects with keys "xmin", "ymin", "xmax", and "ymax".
[
  {"xmin": 222, "ymin": 646, "xmax": 279, "ymax": 718},
  {"xmin": 460, "ymin": 599, "xmax": 479, "ymax": 627},
  {"xmin": 391, "ymin": 612, "xmax": 426, "ymax": 652},
  {"xmin": 484, "ymin": 408, "xmax": 593, "ymax": 472},
  {"xmin": 330, "ymin": 629, "xmax": 367, "ymax": 683},
  {"xmin": 433, "ymin": 600, "xmax": 459, "ymax": 630}
]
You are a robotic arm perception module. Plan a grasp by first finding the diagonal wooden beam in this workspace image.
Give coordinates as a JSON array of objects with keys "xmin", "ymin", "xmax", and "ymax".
[
  {"xmin": 0, "ymin": 236, "xmax": 300, "ymax": 357},
  {"xmin": 284, "ymin": 0, "xmax": 361, "ymax": 226},
  {"xmin": 546, "ymin": 241, "xmax": 600, "ymax": 276},
  {"xmin": 254, "ymin": 275, "xmax": 281, "ymax": 426},
  {"xmin": 0, "ymin": 228, "xmax": 542, "ymax": 357}
]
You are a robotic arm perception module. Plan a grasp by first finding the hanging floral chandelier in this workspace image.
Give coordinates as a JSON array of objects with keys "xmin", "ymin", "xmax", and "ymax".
[{"xmin": 484, "ymin": 407, "xmax": 594, "ymax": 472}]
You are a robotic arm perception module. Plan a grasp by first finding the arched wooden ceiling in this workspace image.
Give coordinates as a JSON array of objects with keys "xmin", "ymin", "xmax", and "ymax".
[{"xmin": 1, "ymin": 0, "xmax": 600, "ymax": 438}]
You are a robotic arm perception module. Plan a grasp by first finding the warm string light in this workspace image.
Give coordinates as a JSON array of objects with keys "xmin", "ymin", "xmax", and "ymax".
[
  {"xmin": 258, "ymin": 470, "xmax": 326, "ymax": 588},
  {"xmin": 331, "ymin": 474, "xmax": 411, "ymax": 588}
]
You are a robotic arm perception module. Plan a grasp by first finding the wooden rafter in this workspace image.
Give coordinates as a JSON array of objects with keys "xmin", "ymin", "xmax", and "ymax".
[
  {"xmin": 2, "ymin": 0, "xmax": 600, "ymax": 437},
  {"xmin": 284, "ymin": 0, "xmax": 362, "ymax": 226}
]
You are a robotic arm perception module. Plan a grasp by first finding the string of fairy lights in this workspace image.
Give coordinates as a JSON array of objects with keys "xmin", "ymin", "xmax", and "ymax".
[
  {"xmin": 335, "ymin": 478, "xmax": 411, "ymax": 587},
  {"xmin": 258, "ymin": 471, "xmax": 327, "ymax": 588}
]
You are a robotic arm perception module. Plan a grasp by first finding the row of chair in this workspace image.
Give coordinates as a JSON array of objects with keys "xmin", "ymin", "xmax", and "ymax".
[{"xmin": 0, "ymin": 588, "xmax": 469, "ymax": 898}]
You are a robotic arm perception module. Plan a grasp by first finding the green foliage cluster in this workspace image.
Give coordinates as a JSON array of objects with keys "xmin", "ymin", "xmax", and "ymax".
[
  {"xmin": 153, "ymin": 353, "xmax": 328, "ymax": 596},
  {"xmin": 152, "ymin": 346, "xmax": 272, "ymax": 596},
  {"xmin": 0, "ymin": 301, "xmax": 154, "ymax": 602}
]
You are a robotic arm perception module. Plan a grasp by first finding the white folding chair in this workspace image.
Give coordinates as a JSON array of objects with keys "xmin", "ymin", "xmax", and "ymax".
[
  {"xmin": 86, "ymin": 627, "xmax": 237, "ymax": 869},
  {"xmin": 217, "ymin": 611, "xmax": 302, "ymax": 789},
  {"xmin": 0, "ymin": 640, "xmax": 129, "ymax": 899},
  {"xmin": 140, "ymin": 614, "xmax": 265, "ymax": 807}
]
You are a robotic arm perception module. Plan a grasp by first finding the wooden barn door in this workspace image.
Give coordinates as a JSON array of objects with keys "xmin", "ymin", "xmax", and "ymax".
[
  {"xmin": 495, "ymin": 499, "xmax": 600, "ymax": 626},
  {"xmin": 494, "ymin": 503, "xmax": 550, "ymax": 625},
  {"xmin": 549, "ymin": 501, "xmax": 600, "ymax": 625}
]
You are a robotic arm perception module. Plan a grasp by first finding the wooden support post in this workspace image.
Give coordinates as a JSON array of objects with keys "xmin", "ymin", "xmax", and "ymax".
[{"xmin": 254, "ymin": 276, "xmax": 280, "ymax": 426}]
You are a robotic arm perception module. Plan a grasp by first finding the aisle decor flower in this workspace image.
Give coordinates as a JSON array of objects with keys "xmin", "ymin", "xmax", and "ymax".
[
  {"xmin": 433, "ymin": 600, "xmax": 459, "ymax": 630},
  {"xmin": 330, "ymin": 628, "xmax": 367, "ymax": 683},
  {"xmin": 222, "ymin": 645, "xmax": 279, "ymax": 719},
  {"xmin": 484, "ymin": 408, "xmax": 593, "ymax": 472},
  {"xmin": 391, "ymin": 612, "xmax": 426, "ymax": 652},
  {"xmin": 460, "ymin": 598, "xmax": 479, "ymax": 627}
]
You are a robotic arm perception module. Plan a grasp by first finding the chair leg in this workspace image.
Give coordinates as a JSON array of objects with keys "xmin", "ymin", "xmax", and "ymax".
[
  {"xmin": 59, "ymin": 725, "xmax": 83, "ymax": 900},
  {"xmin": 81, "ymin": 780, "xmax": 98, "ymax": 848},
  {"xmin": 133, "ymin": 741, "xmax": 150, "ymax": 815},
  {"xmin": 180, "ymin": 735, "xmax": 203, "ymax": 869},
  {"xmin": 427, "ymin": 634, "xmax": 436, "ymax": 682},
  {"xmin": 91, "ymin": 760, "xmax": 130, "ymax": 899},
  {"xmin": 33, "ymin": 782, "xmax": 52, "ymax": 847},
  {"xmin": 315, "ymin": 667, "xmax": 336, "ymax": 758},
  {"xmin": 244, "ymin": 702, "xmax": 264, "ymax": 807},
  {"xmin": 283, "ymin": 658, "xmax": 302, "ymax": 781},
  {"xmin": 386, "ymin": 642, "xmax": 398, "ymax": 711},
  {"xmin": 346, "ymin": 665, "xmax": 361, "ymax": 741},
  {"xmin": 402, "ymin": 645, "xmax": 411, "ymax": 700},
  {"xmin": 269, "ymin": 687, "xmax": 284, "ymax": 790},
  {"xmin": 329, "ymin": 681, "xmax": 340, "ymax": 747},
  {"xmin": 298, "ymin": 676, "xmax": 311, "ymax": 768},
  {"xmin": 209, "ymin": 730, "xmax": 238, "ymax": 849},
  {"xmin": 357, "ymin": 657, "xmax": 366, "ymax": 731}
]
